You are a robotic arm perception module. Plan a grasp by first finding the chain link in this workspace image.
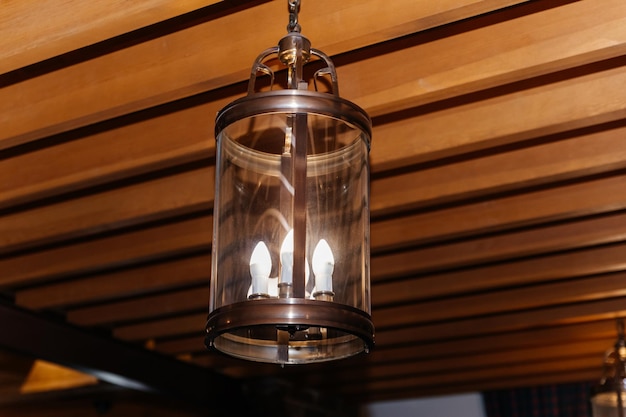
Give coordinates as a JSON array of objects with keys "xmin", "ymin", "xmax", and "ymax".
[{"xmin": 287, "ymin": 0, "xmax": 301, "ymax": 33}]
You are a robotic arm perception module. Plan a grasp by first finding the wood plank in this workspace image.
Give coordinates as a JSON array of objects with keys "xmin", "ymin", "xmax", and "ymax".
[
  {"xmin": 374, "ymin": 269, "xmax": 626, "ymax": 328},
  {"xmin": 371, "ymin": 63, "xmax": 626, "ymax": 172},
  {"xmin": 344, "ymin": 0, "xmax": 626, "ymax": 117},
  {"xmin": 67, "ymin": 287, "xmax": 207, "ymax": 326},
  {"xmin": 366, "ymin": 319, "xmax": 618, "ymax": 365},
  {"xmin": 16, "ymin": 254, "xmax": 210, "ymax": 310},
  {"xmin": 312, "ymin": 339, "xmax": 611, "ymax": 384},
  {"xmin": 4, "ymin": 3, "xmax": 625, "ymax": 212},
  {"xmin": 0, "ymin": 97, "xmax": 225, "ymax": 210},
  {"xmin": 341, "ymin": 355, "xmax": 600, "ymax": 394},
  {"xmin": 372, "ymin": 211, "xmax": 626, "ymax": 280},
  {"xmin": 373, "ymin": 247, "xmax": 626, "ymax": 308},
  {"xmin": 2, "ymin": 215, "xmax": 210, "ymax": 290},
  {"xmin": 376, "ymin": 295, "xmax": 626, "ymax": 346},
  {"xmin": 0, "ymin": 0, "xmax": 222, "ymax": 75},
  {"xmin": 0, "ymin": 301, "xmax": 241, "ymax": 411},
  {"xmin": 0, "ymin": 167, "xmax": 213, "ymax": 256},
  {"xmin": 0, "ymin": 0, "xmax": 525, "ymax": 150},
  {"xmin": 358, "ymin": 369, "xmax": 598, "ymax": 403},
  {"xmin": 372, "ymin": 174, "xmax": 626, "ymax": 251},
  {"xmin": 114, "ymin": 313, "xmax": 207, "ymax": 341},
  {"xmin": 5, "ymin": 165, "xmax": 626, "ymax": 265},
  {"xmin": 371, "ymin": 124, "xmax": 626, "ymax": 215}
]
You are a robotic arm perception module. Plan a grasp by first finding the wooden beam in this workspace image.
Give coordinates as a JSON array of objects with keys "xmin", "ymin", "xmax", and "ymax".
[
  {"xmin": 0, "ymin": 301, "xmax": 244, "ymax": 413},
  {"xmin": 345, "ymin": 0, "xmax": 626, "ymax": 117},
  {"xmin": 16, "ymin": 254, "xmax": 210, "ymax": 310},
  {"xmin": 376, "ymin": 295, "xmax": 626, "ymax": 346},
  {"xmin": 4, "ymin": 3, "xmax": 626, "ymax": 212},
  {"xmin": 372, "ymin": 174, "xmax": 626, "ymax": 251},
  {"xmin": 0, "ymin": 168, "xmax": 213, "ymax": 256},
  {"xmin": 341, "ymin": 355, "xmax": 600, "ymax": 394},
  {"xmin": 371, "ymin": 124, "xmax": 626, "ymax": 215},
  {"xmin": 366, "ymin": 319, "xmax": 618, "ymax": 365},
  {"xmin": 357, "ymin": 369, "xmax": 598, "ymax": 403},
  {"xmin": 0, "ymin": 0, "xmax": 526, "ymax": 150},
  {"xmin": 2, "ymin": 215, "xmax": 210, "ymax": 289},
  {"xmin": 372, "ymin": 211, "xmax": 626, "ymax": 280},
  {"xmin": 373, "ymin": 246, "xmax": 626, "ymax": 308},
  {"xmin": 0, "ymin": 0, "xmax": 228, "ymax": 74},
  {"xmin": 371, "ymin": 63, "xmax": 626, "ymax": 173},
  {"xmin": 0, "ymin": 97, "xmax": 224, "ymax": 210},
  {"xmin": 67, "ymin": 286, "xmax": 207, "ymax": 326},
  {"xmin": 307, "ymin": 339, "xmax": 609, "ymax": 385},
  {"xmin": 113, "ymin": 313, "xmax": 207, "ymax": 341}
]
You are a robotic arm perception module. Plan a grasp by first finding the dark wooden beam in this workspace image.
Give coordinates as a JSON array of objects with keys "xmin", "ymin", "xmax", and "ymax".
[{"xmin": 0, "ymin": 300, "xmax": 245, "ymax": 415}]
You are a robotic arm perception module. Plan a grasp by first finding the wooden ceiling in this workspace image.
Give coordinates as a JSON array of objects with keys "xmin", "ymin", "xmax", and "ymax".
[{"xmin": 2, "ymin": 0, "xmax": 626, "ymax": 414}]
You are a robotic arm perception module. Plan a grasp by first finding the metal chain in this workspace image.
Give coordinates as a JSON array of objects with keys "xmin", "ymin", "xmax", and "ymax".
[{"xmin": 287, "ymin": 0, "xmax": 301, "ymax": 33}]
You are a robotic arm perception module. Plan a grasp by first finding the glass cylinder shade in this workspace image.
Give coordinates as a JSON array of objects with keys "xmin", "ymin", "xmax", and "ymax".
[{"xmin": 206, "ymin": 90, "xmax": 374, "ymax": 364}]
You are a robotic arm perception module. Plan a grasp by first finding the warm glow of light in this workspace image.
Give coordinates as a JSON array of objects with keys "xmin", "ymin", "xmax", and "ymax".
[
  {"xmin": 250, "ymin": 241, "xmax": 272, "ymax": 295},
  {"xmin": 20, "ymin": 360, "xmax": 98, "ymax": 394},
  {"xmin": 280, "ymin": 229, "xmax": 294, "ymax": 285}
]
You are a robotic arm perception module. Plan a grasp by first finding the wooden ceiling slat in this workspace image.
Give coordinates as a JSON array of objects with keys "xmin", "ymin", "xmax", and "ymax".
[
  {"xmin": 16, "ymin": 255, "xmax": 210, "ymax": 310},
  {"xmin": 1, "ymin": 216, "xmax": 210, "ymax": 290},
  {"xmin": 0, "ymin": 0, "xmax": 524, "ymax": 150},
  {"xmin": 371, "ymin": 64, "xmax": 626, "ymax": 172},
  {"xmin": 358, "ymin": 369, "xmax": 599, "ymax": 404},
  {"xmin": 372, "ymin": 211, "xmax": 626, "ymax": 281},
  {"xmin": 341, "ymin": 355, "xmax": 601, "ymax": 394},
  {"xmin": 374, "ymin": 270, "xmax": 626, "ymax": 329},
  {"xmin": 4, "ymin": 167, "xmax": 625, "ymax": 266},
  {"xmin": 0, "ymin": 0, "xmax": 223, "ymax": 75},
  {"xmin": 376, "ymin": 295, "xmax": 626, "ymax": 347},
  {"xmin": 373, "ymin": 246, "xmax": 626, "ymax": 308},
  {"xmin": 4, "ymin": 6, "xmax": 625, "ymax": 210},
  {"xmin": 344, "ymin": 0, "xmax": 626, "ymax": 117},
  {"xmin": 372, "ymin": 174, "xmax": 626, "ymax": 251},
  {"xmin": 113, "ymin": 313, "xmax": 206, "ymax": 341},
  {"xmin": 304, "ymin": 340, "xmax": 610, "ymax": 385},
  {"xmin": 67, "ymin": 287, "xmax": 207, "ymax": 326},
  {"xmin": 6, "ymin": 6, "xmax": 612, "ymax": 212},
  {"xmin": 366, "ymin": 320, "xmax": 619, "ymax": 366},
  {"xmin": 372, "ymin": 124, "xmax": 626, "ymax": 215},
  {"xmin": 0, "ymin": 168, "xmax": 213, "ymax": 256},
  {"xmin": 0, "ymin": 100, "xmax": 223, "ymax": 211}
]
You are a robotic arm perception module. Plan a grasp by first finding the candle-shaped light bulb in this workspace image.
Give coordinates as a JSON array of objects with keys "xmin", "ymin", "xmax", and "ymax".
[
  {"xmin": 249, "ymin": 241, "xmax": 271, "ymax": 296},
  {"xmin": 312, "ymin": 239, "xmax": 334, "ymax": 293},
  {"xmin": 279, "ymin": 229, "xmax": 294, "ymax": 285}
]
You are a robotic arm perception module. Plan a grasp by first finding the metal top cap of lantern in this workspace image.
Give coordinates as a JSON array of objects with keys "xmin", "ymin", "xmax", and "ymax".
[{"xmin": 214, "ymin": 0, "xmax": 372, "ymax": 144}]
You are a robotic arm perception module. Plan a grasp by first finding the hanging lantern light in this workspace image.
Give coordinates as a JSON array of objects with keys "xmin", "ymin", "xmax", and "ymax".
[
  {"xmin": 205, "ymin": 0, "xmax": 374, "ymax": 364},
  {"xmin": 591, "ymin": 319, "xmax": 626, "ymax": 417}
]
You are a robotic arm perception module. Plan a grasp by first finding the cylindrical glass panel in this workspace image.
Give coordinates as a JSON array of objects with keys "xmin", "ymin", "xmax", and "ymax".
[{"xmin": 207, "ymin": 92, "xmax": 372, "ymax": 364}]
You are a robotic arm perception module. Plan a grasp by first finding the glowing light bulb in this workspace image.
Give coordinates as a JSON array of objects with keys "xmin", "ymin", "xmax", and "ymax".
[
  {"xmin": 312, "ymin": 239, "xmax": 334, "ymax": 293},
  {"xmin": 280, "ymin": 230, "xmax": 294, "ymax": 285},
  {"xmin": 279, "ymin": 229, "xmax": 310, "ymax": 288},
  {"xmin": 249, "ymin": 241, "xmax": 271, "ymax": 296}
]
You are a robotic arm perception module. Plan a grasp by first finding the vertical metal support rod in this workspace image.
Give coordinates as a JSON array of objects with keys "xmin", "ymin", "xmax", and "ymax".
[{"xmin": 292, "ymin": 112, "xmax": 307, "ymax": 299}]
